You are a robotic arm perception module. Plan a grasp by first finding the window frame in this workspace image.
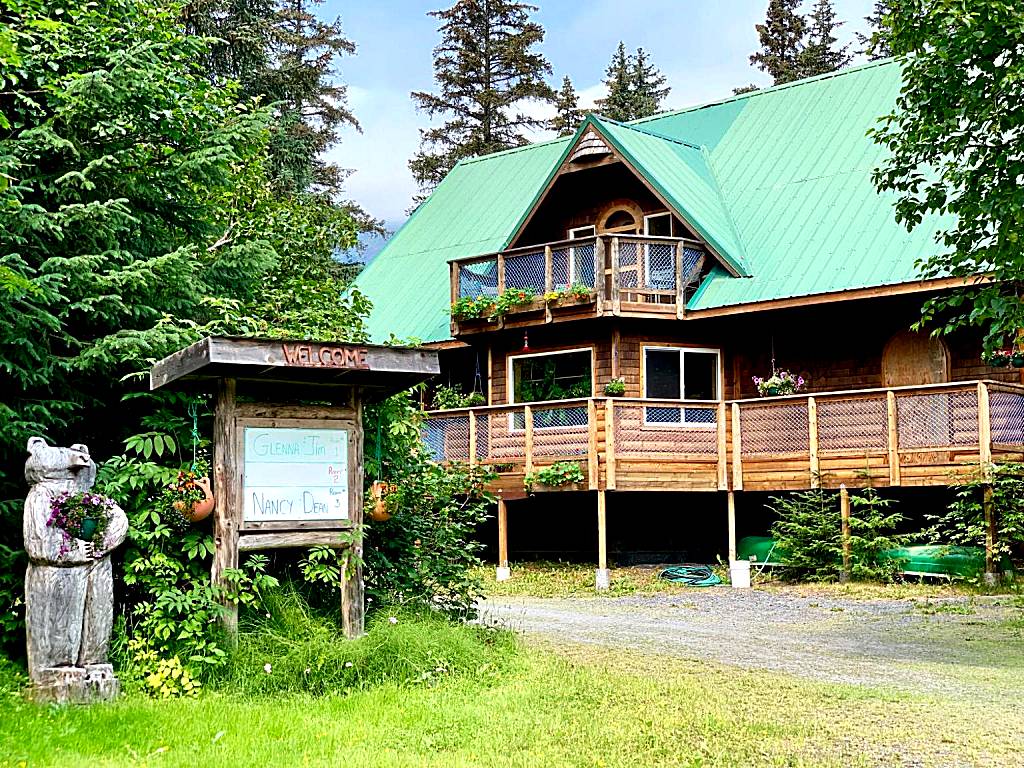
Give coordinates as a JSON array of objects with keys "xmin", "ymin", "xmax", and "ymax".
[
  {"xmin": 506, "ymin": 346, "xmax": 595, "ymax": 432},
  {"xmin": 640, "ymin": 345, "xmax": 722, "ymax": 429},
  {"xmin": 568, "ymin": 225, "xmax": 596, "ymax": 239},
  {"xmin": 643, "ymin": 211, "xmax": 674, "ymax": 237}
]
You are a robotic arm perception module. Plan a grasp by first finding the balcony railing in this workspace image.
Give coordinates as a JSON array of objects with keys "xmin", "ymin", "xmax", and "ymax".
[
  {"xmin": 449, "ymin": 235, "xmax": 707, "ymax": 329},
  {"xmin": 422, "ymin": 381, "xmax": 1024, "ymax": 493}
]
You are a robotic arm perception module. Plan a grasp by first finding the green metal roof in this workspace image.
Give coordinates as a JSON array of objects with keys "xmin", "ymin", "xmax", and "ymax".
[{"xmin": 355, "ymin": 59, "xmax": 946, "ymax": 343}]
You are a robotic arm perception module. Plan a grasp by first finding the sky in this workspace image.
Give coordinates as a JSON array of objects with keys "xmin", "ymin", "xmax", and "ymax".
[{"xmin": 321, "ymin": 0, "xmax": 877, "ymax": 241}]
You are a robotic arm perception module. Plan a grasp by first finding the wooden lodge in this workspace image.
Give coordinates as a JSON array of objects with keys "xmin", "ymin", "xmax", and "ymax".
[{"xmin": 353, "ymin": 62, "xmax": 1024, "ymax": 584}]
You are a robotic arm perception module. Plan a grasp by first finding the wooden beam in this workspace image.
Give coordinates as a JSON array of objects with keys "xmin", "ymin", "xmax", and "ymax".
[
  {"xmin": 675, "ymin": 241, "xmax": 685, "ymax": 319},
  {"xmin": 544, "ymin": 245, "xmax": 553, "ymax": 294},
  {"xmin": 212, "ymin": 378, "xmax": 239, "ymax": 635},
  {"xmin": 978, "ymin": 382, "xmax": 992, "ymax": 470},
  {"xmin": 683, "ymin": 275, "xmax": 987, "ymax": 321},
  {"xmin": 839, "ymin": 485, "xmax": 851, "ymax": 583},
  {"xmin": 808, "ymin": 396, "xmax": 820, "ymax": 487},
  {"xmin": 886, "ymin": 390, "xmax": 901, "ymax": 486},
  {"xmin": 611, "ymin": 326, "xmax": 621, "ymax": 380},
  {"xmin": 524, "ymin": 405, "xmax": 534, "ymax": 476},
  {"xmin": 341, "ymin": 396, "xmax": 365, "ymax": 639},
  {"xmin": 587, "ymin": 399, "xmax": 599, "ymax": 490},
  {"xmin": 596, "ymin": 489, "xmax": 608, "ymax": 591},
  {"xmin": 611, "ymin": 237, "xmax": 621, "ymax": 315},
  {"xmin": 497, "ymin": 253, "xmax": 506, "ymax": 294},
  {"xmin": 497, "ymin": 497, "xmax": 509, "ymax": 570},
  {"xmin": 731, "ymin": 403, "xmax": 744, "ymax": 491},
  {"xmin": 727, "ymin": 490, "xmax": 737, "ymax": 562},
  {"xmin": 594, "ymin": 237, "xmax": 606, "ymax": 310},
  {"xmin": 605, "ymin": 399, "xmax": 617, "ymax": 490},
  {"xmin": 468, "ymin": 411, "xmax": 477, "ymax": 468},
  {"xmin": 717, "ymin": 401, "xmax": 728, "ymax": 490},
  {"xmin": 238, "ymin": 531, "xmax": 348, "ymax": 550}
]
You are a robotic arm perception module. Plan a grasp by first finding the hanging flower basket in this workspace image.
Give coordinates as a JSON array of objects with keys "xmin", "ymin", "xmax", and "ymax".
[
  {"xmin": 369, "ymin": 480, "xmax": 398, "ymax": 522},
  {"xmin": 162, "ymin": 464, "xmax": 215, "ymax": 527},
  {"xmin": 753, "ymin": 370, "xmax": 806, "ymax": 397},
  {"xmin": 983, "ymin": 349, "xmax": 1012, "ymax": 368},
  {"xmin": 1013, "ymin": 353, "xmax": 1024, "ymax": 369}
]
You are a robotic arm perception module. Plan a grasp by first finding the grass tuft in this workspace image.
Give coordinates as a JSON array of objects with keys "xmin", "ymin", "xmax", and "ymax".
[{"xmin": 215, "ymin": 586, "xmax": 519, "ymax": 697}]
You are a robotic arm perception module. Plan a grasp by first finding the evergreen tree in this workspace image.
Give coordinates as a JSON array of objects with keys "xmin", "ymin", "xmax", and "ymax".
[
  {"xmin": 185, "ymin": 0, "xmax": 360, "ymax": 201},
  {"xmin": 597, "ymin": 42, "xmax": 670, "ymax": 123},
  {"xmin": 549, "ymin": 75, "xmax": 584, "ymax": 136},
  {"xmin": 798, "ymin": 0, "xmax": 851, "ymax": 78},
  {"xmin": 631, "ymin": 47, "xmax": 670, "ymax": 118},
  {"xmin": 733, "ymin": 84, "xmax": 761, "ymax": 95},
  {"xmin": 856, "ymin": 1, "xmax": 892, "ymax": 60},
  {"xmin": 596, "ymin": 42, "xmax": 634, "ymax": 122},
  {"xmin": 409, "ymin": 0, "xmax": 555, "ymax": 200},
  {"xmin": 750, "ymin": 0, "xmax": 806, "ymax": 85}
]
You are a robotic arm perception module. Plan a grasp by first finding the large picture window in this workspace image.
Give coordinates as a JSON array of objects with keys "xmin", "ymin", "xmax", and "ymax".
[
  {"xmin": 643, "ymin": 346, "xmax": 721, "ymax": 425},
  {"xmin": 509, "ymin": 348, "xmax": 593, "ymax": 429}
]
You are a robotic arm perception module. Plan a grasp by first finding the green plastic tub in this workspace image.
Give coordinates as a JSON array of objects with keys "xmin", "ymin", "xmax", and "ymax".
[
  {"xmin": 736, "ymin": 536, "xmax": 785, "ymax": 565},
  {"xmin": 878, "ymin": 545, "xmax": 1014, "ymax": 579}
]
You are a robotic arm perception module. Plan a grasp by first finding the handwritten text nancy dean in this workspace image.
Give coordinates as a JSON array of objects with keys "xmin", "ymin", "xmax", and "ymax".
[{"xmin": 242, "ymin": 427, "xmax": 349, "ymax": 523}]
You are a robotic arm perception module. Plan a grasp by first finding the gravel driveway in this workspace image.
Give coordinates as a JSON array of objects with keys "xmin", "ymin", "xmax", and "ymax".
[{"xmin": 481, "ymin": 590, "xmax": 1024, "ymax": 699}]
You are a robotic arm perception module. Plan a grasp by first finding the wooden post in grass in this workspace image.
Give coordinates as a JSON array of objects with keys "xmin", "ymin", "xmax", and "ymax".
[
  {"xmin": 983, "ymin": 485, "xmax": 997, "ymax": 584},
  {"xmin": 496, "ymin": 496, "xmax": 511, "ymax": 582},
  {"xmin": 596, "ymin": 489, "xmax": 609, "ymax": 590},
  {"xmin": 839, "ymin": 485, "xmax": 851, "ymax": 583}
]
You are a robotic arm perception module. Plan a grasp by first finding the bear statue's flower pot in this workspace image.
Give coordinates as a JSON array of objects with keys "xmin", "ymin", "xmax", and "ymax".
[{"xmin": 173, "ymin": 477, "xmax": 215, "ymax": 523}]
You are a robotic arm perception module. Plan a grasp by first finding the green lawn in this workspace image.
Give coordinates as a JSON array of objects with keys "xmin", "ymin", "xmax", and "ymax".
[{"xmin": 4, "ymin": 640, "xmax": 1022, "ymax": 767}]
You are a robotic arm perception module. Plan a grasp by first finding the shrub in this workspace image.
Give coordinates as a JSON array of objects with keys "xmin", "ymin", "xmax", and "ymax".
[
  {"xmin": 769, "ymin": 480, "xmax": 904, "ymax": 581},
  {"xmin": 216, "ymin": 586, "xmax": 517, "ymax": 697},
  {"xmin": 433, "ymin": 385, "xmax": 486, "ymax": 410},
  {"xmin": 928, "ymin": 463, "xmax": 1024, "ymax": 562}
]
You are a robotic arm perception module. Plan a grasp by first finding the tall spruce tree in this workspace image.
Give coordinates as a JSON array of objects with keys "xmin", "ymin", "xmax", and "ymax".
[
  {"xmin": 185, "ymin": 0, "xmax": 360, "ymax": 200},
  {"xmin": 798, "ymin": 0, "xmax": 851, "ymax": 78},
  {"xmin": 549, "ymin": 75, "xmax": 584, "ymax": 136},
  {"xmin": 596, "ymin": 42, "xmax": 634, "ymax": 122},
  {"xmin": 597, "ymin": 42, "xmax": 670, "ymax": 123},
  {"xmin": 409, "ymin": 0, "xmax": 555, "ymax": 200},
  {"xmin": 750, "ymin": 0, "xmax": 806, "ymax": 85},
  {"xmin": 857, "ymin": 1, "xmax": 892, "ymax": 60},
  {"xmin": 631, "ymin": 48, "xmax": 670, "ymax": 118}
]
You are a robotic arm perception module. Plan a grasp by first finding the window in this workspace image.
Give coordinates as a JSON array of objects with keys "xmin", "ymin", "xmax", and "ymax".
[
  {"xmin": 643, "ymin": 212, "xmax": 673, "ymax": 237},
  {"xmin": 509, "ymin": 348, "xmax": 593, "ymax": 429},
  {"xmin": 642, "ymin": 346, "xmax": 720, "ymax": 425},
  {"xmin": 568, "ymin": 225, "xmax": 596, "ymax": 239}
]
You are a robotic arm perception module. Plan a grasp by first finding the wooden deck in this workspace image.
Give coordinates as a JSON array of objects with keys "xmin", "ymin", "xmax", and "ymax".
[{"xmin": 421, "ymin": 380, "xmax": 1024, "ymax": 495}]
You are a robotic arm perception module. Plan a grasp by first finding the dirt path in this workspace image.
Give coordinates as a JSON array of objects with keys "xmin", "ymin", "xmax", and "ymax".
[{"xmin": 481, "ymin": 590, "xmax": 1024, "ymax": 699}]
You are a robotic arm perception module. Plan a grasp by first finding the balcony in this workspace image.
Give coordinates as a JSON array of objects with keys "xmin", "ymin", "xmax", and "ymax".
[
  {"xmin": 421, "ymin": 381, "xmax": 1024, "ymax": 495},
  {"xmin": 449, "ymin": 234, "xmax": 707, "ymax": 334}
]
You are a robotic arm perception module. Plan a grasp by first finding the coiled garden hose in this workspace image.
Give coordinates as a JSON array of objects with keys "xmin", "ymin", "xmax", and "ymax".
[{"xmin": 658, "ymin": 564, "xmax": 722, "ymax": 587}]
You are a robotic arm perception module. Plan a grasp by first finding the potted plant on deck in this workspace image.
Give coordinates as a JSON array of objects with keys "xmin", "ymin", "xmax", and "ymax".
[
  {"xmin": 524, "ymin": 461, "xmax": 586, "ymax": 493},
  {"xmin": 753, "ymin": 370, "xmax": 806, "ymax": 397},
  {"xmin": 604, "ymin": 378, "xmax": 626, "ymax": 397}
]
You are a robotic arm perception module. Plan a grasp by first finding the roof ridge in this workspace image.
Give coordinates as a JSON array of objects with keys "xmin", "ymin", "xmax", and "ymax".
[
  {"xmin": 630, "ymin": 57, "xmax": 900, "ymax": 126},
  {"xmin": 596, "ymin": 116, "xmax": 705, "ymax": 151}
]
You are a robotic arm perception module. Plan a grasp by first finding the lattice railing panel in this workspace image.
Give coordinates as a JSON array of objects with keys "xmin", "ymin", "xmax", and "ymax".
[
  {"xmin": 644, "ymin": 242, "xmax": 676, "ymax": 291},
  {"xmin": 572, "ymin": 242, "xmax": 595, "ymax": 287},
  {"xmin": 896, "ymin": 390, "xmax": 978, "ymax": 449},
  {"xmin": 504, "ymin": 251, "xmax": 545, "ymax": 293},
  {"xmin": 531, "ymin": 405, "xmax": 589, "ymax": 457},
  {"xmin": 551, "ymin": 247, "xmax": 570, "ymax": 291},
  {"xmin": 482, "ymin": 410, "xmax": 526, "ymax": 461},
  {"xmin": 817, "ymin": 396, "xmax": 888, "ymax": 452},
  {"xmin": 617, "ymin": 240, "xmax": 638, "ymax": 288},
  {"xmin": 614, "ymin": 403, "xmax": 718, "ymax": 457},
  {"xmin": 458, "ymin": 258, "xmax": 498, "ymax": 298},
  {"xmin": 989, "ymin": 391, "xmax": 1024, "ymax": 446},
  {"xmin": 473, "ymin": 412, "xmax": 489, "ymax": 461},
  {"xmin": 741, "ymin": 402, "xmax": 810, "ymax": 456},
  {"xmin": 421, "ymin": 415, "xmax": 470, "ymax": 463}
]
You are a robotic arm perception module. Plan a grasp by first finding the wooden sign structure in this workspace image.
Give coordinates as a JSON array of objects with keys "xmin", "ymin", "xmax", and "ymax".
[{"xmin": 150, "ymin": 336, "xmax": 439, "ymax": 638}]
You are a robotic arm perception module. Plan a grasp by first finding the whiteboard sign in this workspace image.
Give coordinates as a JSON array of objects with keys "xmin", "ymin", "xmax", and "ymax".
[{"xmin": 243, "ymin": 427, "xmax": 349, "ymax": 523}]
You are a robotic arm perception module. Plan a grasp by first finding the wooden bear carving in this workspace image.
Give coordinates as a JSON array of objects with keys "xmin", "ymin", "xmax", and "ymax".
[{"xmin": 23, "ymin": 437, "xmax": 128, "ymax": 702}]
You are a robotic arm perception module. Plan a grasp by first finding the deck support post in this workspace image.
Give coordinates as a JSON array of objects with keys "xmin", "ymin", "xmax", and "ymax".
[
  {"xmin": 839, "ymin": 485, "xmax": 851, "ymax": 583},
  {"xmin": 727, "ymin": 490, "xmax": 737, "ymax": 563},
  {"xmin": 496, "ymin": 496, "xmax": 511, "ymax": 582},
  {"xmin": 595, "ymin": 489, "xmax": 609, "ymax": 590},
  {"xmin": 983, "ymin": 485, "xmax": 998, "ymax": 584},
  {"xmin": 212, "ymin": 378, "xmax": 239, "ymax": 637}
]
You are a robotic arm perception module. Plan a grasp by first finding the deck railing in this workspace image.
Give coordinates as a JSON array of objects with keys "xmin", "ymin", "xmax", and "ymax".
[
  {"xmin": 422, "ymin": 381, "xmax": 1024, "ymax": 493},
  {"xmin": 450, "ymin": 234, "xmax": 706, "ymax": 323}
]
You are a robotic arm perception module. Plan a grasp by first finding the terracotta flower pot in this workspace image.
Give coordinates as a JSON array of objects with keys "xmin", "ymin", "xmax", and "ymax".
[
  {"xmin": 369, "ymin": 481, "xmax": 396, "ymax": 522},
  {"xmin": 173, "ymin": 477, "xmax": 215, "ymax": 523}
]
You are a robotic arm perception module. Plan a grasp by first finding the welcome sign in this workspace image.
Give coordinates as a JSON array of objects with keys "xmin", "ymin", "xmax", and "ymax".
[{"xmin": 242, "ymin": 427, "xmax": 349, "ymax": 523}]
